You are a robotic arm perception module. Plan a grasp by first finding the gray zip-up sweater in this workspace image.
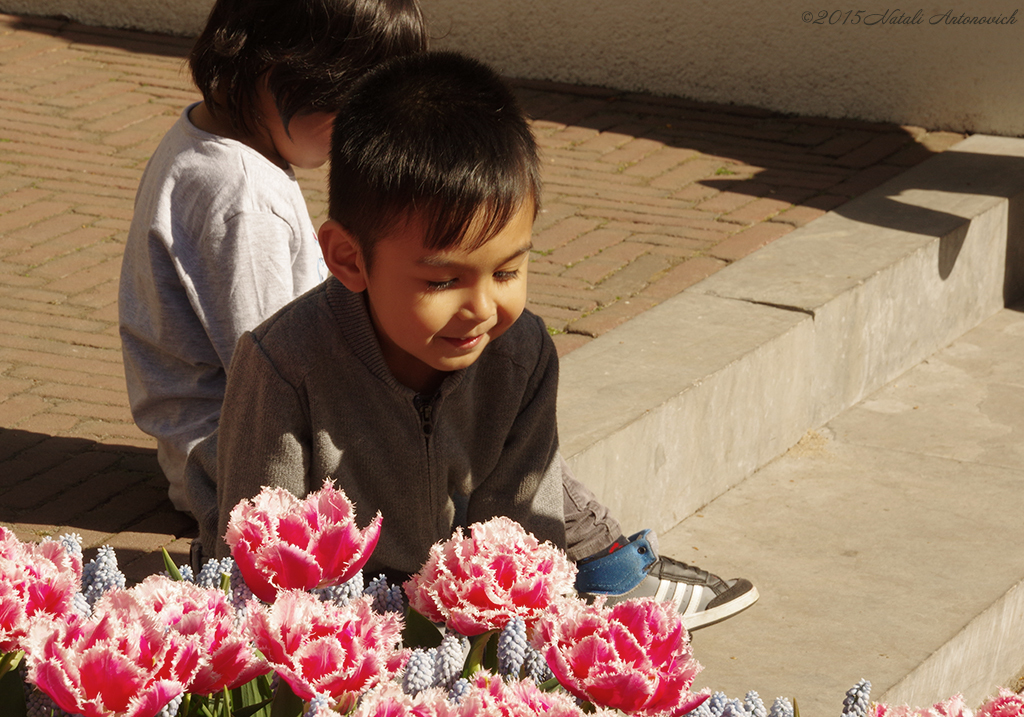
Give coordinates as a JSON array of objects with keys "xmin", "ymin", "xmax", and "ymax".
[{"xmin": 186, "ymin": 277, "xmax": 566, "ymax": 575}]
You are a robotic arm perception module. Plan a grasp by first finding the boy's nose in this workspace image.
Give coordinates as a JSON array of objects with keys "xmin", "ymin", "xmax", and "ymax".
[{"xmin": 460, "ymin": 287, "xmax": 496, "ymax": 321}]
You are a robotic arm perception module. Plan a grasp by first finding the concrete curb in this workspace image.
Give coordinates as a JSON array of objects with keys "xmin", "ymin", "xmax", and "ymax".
[
  {"xmin": 559, "ymin": 134, "xmax": 1024, "ymax": 533},
  {"xmin": 882, "ymin": 576, "xmax": 1024, "ymax": 709}
]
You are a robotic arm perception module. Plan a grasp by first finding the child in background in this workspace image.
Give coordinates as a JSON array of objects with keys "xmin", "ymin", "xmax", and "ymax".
[
  {"xmin": 185, "ymin": 50, "xmax": 758, "ymax": 629},
  {"xmin": 118, "ymin": 0, "xmax": 427, "ymax": 513}
]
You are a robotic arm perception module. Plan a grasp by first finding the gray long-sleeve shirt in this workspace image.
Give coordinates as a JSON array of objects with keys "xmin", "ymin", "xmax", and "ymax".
[
  {"xmin": 185, "ymin": 277, "xmax": 566, "ymax": 575},
  {"xmin": 119, "ymin": 105, "xmax": 324, "ymax": 510}
]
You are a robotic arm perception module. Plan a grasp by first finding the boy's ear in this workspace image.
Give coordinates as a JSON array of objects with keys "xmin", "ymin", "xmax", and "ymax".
[{"xmin": 318, "ymin": 219, "xmax": 368, "ymax": 293}]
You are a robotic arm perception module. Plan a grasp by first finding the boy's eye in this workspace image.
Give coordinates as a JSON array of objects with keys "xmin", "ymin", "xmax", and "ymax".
[
  {"xmin": 494, "ymin": 269, "xmax": 520, "ymax": 282},
  {"xmin": 426, "ymin": 279, "xmax": 457, "ymax": 291}
]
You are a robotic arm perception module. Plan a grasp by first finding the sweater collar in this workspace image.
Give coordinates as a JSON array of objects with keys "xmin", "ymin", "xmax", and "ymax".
[{"xmin": 324, "ymin": 276, "xmax": 468, "ymax": 397}]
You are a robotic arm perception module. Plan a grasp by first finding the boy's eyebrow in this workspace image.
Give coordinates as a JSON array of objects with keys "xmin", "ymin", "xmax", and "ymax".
[{"xmin": 417, "ymin": 242, "xmax": 534, "ymax": 268}]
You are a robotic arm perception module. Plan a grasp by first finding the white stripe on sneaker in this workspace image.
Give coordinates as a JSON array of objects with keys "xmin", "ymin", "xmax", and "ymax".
[
  {"xmin": 654, "ymin": 578, "xmax": 673, "ymax": 602},
  {"xmin": 669, "ymin": 582, "xmax": 687, "ymax": 611},
  {"xmin": 681, "ymin": 585, "xmax": 704, "ymax": 616}
]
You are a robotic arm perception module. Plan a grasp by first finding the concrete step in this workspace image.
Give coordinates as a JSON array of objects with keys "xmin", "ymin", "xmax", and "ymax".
[
  {"xmin": 556, "ymin": 133, "xmax": 1024, "ymax": 715},
  {"xmin": 673, "ymin": 305, "xmax": 1024, "ymax": 716},
  {"xmin": 559, "ymin": 133, "xmax": 1024, "ymax": 535}
]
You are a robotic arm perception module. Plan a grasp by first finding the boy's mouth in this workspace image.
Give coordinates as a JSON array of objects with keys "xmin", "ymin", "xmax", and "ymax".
[{"xmin": 441, "ymin": 334, "xmax": 485, "ymax": 350}]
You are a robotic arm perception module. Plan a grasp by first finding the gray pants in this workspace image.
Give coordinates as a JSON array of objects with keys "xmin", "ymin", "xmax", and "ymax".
[{"xmin": 561, "ymin": 456, "xmax": 623, "ymax": 561}]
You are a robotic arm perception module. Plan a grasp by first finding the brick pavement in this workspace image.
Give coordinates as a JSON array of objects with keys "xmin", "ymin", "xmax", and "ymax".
[{"xmin": 0, "ymin": 13, "xmax": 968, "ymax": 582}]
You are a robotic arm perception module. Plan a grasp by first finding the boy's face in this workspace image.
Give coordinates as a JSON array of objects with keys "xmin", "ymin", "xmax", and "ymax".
[{"xmin": 349, "ymin": 203, "xmax": 534, "ymax": 393}]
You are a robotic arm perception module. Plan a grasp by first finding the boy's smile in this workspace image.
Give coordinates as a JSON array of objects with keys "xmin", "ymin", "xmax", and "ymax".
[{"xmin": 322, "ymin": 203, "xmax": 535, "ymax": 394}]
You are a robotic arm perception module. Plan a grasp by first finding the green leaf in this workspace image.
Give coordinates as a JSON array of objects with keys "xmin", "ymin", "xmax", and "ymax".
[
  {"xmin": 793, "ymin": 698, "xmax": 800, "ymax": 717},
  {"xmin": 220, "ymin": 572, "xmax": 231, "ymax": 595},
  {"xmin": 538, "ymin": 676, "xmax": 562, "ymax": 692},
  {"xmin": 231, "ymin": 675, "xmax": 272, "ymax": 717},
  {"xmin": 232, "ymin": 697, "xmax": 274, "ymax": 717},
  {"xmin": 231, "ymin": 676, "xmax": 273, "ymax": 717},
  {"xmin": 462, "ymin": 630, "xmax": 497, "ymax": 678},
  {"xmin": 269, "ymin": 680, "xmax": 304, "ymax": 717},
  {"xmin": 162, "ymin": 547, "xmax": 184, "ymax": 581},
  {"xmin": 0, "ymin": 665, "xmax": 27, "ymax": 717},
  {"xmin": 402, "ymin": 607, "xmax": 443, "ymax": 649}
]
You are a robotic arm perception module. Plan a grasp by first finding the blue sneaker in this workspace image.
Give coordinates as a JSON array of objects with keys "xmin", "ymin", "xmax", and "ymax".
[{"xmin": 574, "ymin": 530, "xmax": 759, "ymax": 630}]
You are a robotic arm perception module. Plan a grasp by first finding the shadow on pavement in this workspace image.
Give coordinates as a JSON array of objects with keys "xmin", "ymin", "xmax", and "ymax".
[{"xmin": 0, "ymin": 428, "xmax": 196, "ymax": 536}]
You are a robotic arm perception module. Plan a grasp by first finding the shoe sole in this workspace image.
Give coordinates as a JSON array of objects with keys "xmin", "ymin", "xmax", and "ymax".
[{"xmin": 682, "ymin": 585, "xmax": 760, "ymax": 631}]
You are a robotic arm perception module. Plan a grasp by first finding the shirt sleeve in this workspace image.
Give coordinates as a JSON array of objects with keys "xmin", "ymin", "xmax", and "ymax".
[{"xmin": 185, "ymin": 211, "xmax": 304, "ymax": 370}]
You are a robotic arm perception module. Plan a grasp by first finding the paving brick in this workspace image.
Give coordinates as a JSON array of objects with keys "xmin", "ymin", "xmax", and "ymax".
[
  {"xmin": 649, "ymin": 158, "xmax": 735, "ymax": 190},
  {"xmin": 671, "ymin": 183, "xmax": 721, "ymax": 203},
  {"xmin": 13, "ymin": 411, "xmax": 81, "ymax": 435},
  {"xmin": 551, "ymin": 332, "xmax": 592, "ymax": 357},
  {"xmin": 567, "ymin": 296, "xmax": 659, "ymax": 338},
  {"xmin": 640, "ymin": 257, "xmax": 727, "ymax": 300},
  {"xmin": 1, "ymin": 449, "xmax": 120, "ymax": 511},
  {"xmin": 918, "ymin": 131, "xmax": 968, "ymax": 153},
  {"xmin": 834, "ymin": 132, "xmax": 912, "ymax": 169},
  {"xmin": 723, "ymin": 197, "xmax": 793, "ymax": 225},
  {"xmin": 548, "ymin": 228, "xmax": 631, "ymax": 266},
  {"xmin": 604, "ymin": 220, "xmax": 731, "ymax": 244},
  {"xmin": 621, "ymin": 146, "xmax": 702, "ymax": 177},
  {"xmin": 595, "ymin": 251, "xmax": 672, "ymax": 298},
  {"xmin": 533, "ymin": 215, "xmax": 604, "ymax": 253},
  {"xmin": 802, "ymin": 194, "xmax": 850, "ymax": 211},
  {"xmin": 709, "ymin": 222, "xmax": 794, "ymax": 262},
  {"xmin": 0, "ymin": 200, "xmax": 69, "ymax": 234},
  {"xmin": 810, "ymin": 130, "xmax": 877, "ymax": 156},
  {"xmin": 771, "ymin": 205, "xmax": 828, "ymax": 227},
  {"xmin": 528, "ymin": 290, "xmax": 599, "ymax": 313},
  {"xmin": 0, "ymin": 375, "xmax": 34, "ymax": 399},
  {"xmin": 829, "ymin": 164, "xmax": 906, "ymax": 197},
  {"xmin": 1, "ymin": 393, "xmax": 54, "ymax": 424}
]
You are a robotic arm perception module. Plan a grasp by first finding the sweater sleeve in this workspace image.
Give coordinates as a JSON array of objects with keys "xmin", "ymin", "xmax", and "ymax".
[
  {"xmin": 465, "ymin": 317, "xmax": 566, "ymax": 549},
  {"xmin": 212, "ymin": 331, "xmax": 313, "ymax": 557}
]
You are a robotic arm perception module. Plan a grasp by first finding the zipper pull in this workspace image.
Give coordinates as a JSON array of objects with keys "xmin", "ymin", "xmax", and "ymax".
[{"xmin": 421, "ymin": 403, "xmax": 433, "ymax": 436}]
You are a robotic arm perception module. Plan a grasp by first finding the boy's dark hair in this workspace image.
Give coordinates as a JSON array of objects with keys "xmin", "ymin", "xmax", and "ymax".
[
  {"xmin": 328, "ymin": 51, "xmax": 541, "ymax": 264},
  {"xmin": 189, "ymin": 0, "xmax": 427, "ymax": 136}
]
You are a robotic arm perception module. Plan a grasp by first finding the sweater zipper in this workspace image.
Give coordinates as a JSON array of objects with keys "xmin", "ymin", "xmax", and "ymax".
[{"xmin": 414, "ymin": 394, "xmax": 435, "ymax": 445}]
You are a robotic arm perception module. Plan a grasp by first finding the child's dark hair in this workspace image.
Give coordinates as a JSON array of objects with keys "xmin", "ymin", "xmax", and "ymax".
[
  {"xmin": 328, "ymin": 50, "xmax": 541, "ymax": 265},
  {"xmin": 189, "ymin": 0, "xmax": 427, "ymax": 136}
]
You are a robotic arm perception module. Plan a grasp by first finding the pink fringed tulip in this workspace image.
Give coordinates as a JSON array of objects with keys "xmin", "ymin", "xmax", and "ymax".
[
  {"xmin": 870, "ymin": 694, "xmax": 974, "ymax": 717},
  {"xmin": 458, "ymin": 671, "xmax": 616, "ymax": 716},
  {"xmin": 131, "ymin": 575, "xmax": 270, "ymax": 695},
  {"xmin": 24, "ymin": 587, "xmax": 202, "ymax": 717},
  {"xmin": 0, "ymin": 528, "xmax": 82, "ymax": 653},
  {"xmin": 225, "ymin": 481, "xmax": 382, "ymax": 603},
  {"xmin": 352, "ymin": 674, "xmax": 612, "ymax": 717},
  {"xmin": 977, "ymin": 689, "xmax": 1024, "ymax": 717},
  {"xmin": 351, "ymin": 683, "xmax": 460, "ymax": 717},
  {"xmin": 405, "ymin": 517, "xmax": 577, "ymax": 635},
  {"xmin": 247, "ymin": 590, "xmax": 405, "ymax": 711},
  {"xmin": 533, "ymin": 597, "xmax": 709, "ymax": 717}
]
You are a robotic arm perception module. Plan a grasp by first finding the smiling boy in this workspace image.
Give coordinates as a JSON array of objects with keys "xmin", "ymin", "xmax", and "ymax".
[
  {"xmin": 186, "ymin": 50, "xmax": 564, "ymax": 575},
  {"xmin": 186, "ymin": 51, "xmax": 757, "ymax": 628}
]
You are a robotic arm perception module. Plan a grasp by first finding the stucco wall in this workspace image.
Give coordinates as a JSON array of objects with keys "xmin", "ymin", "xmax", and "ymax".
[
  {"xmin": 4, "ymin": 0, "xmax": 1023, "ymax": 135},
  {"xmin": 0, "ymin": 0, "xmax": 210, "ymax": 36},
  {"xmin": 422, "ymin": 0, "xmax": 1024, "ymax": 136}
]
